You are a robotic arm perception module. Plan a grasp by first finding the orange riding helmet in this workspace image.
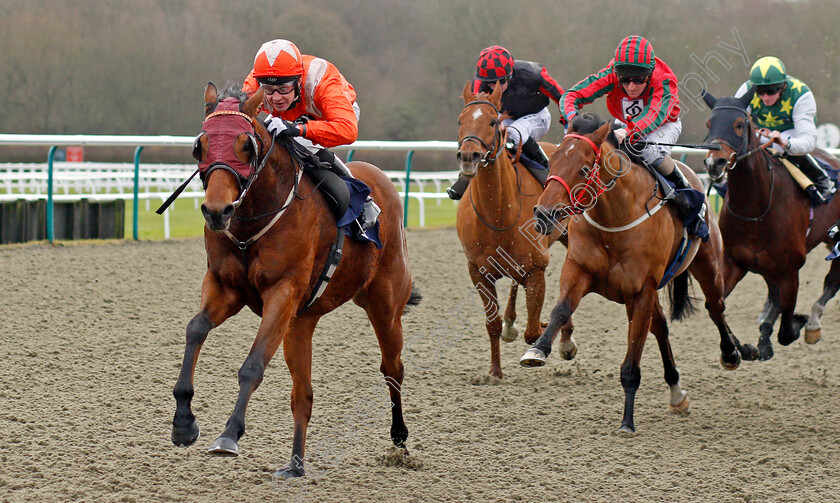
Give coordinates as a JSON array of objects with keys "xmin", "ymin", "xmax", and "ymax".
[{"xmin": 253, "ymin": 39, "xmax": 304, "ymax": 85}]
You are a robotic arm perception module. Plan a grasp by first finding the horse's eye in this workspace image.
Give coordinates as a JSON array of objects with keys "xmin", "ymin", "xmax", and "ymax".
[{"xmin": 489, "ymin": 120, "xmax": 497, "ymax": 127}]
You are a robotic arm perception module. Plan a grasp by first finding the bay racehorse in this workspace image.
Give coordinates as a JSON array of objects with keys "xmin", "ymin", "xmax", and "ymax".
[
  {"xmin": 171, "ymin": 83, "xmax": 417, "ymax": 478},
  {"xmin": 702, "ymin": 91, "xmax": 840, "ymax": 360},
  {"xmin": 456, "ymin": 83, "xmax": 572, "ymax": 378},
  {"xmin": 523, "ymin": 113, "xmax": 746, "ymax": 433}
]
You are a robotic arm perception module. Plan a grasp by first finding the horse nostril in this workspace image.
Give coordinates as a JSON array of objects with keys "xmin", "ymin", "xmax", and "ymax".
[
  {"xmin": 221, "ymin": 204, "xmax": 235, "ymax": 220},
  {"xmin": 471, "ymin": 152, "xmax": 481, "ymax": 163},
  {"xmin": 456, "ymin": 151, "xmax": 462, "ymax": 162},
  {"xmin": 200, "ymin": 203, "xmax": 211, "ymax": 219},
  {"xmin": 716, "ymin": 158, "xmax": 728, "ymax": 170}
]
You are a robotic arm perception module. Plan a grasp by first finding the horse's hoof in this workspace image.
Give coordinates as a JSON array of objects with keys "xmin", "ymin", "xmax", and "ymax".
[
  {"xmin": 519, "ymin": 347, "xmax": 547, "ymax": 367},
  {"xmin": 757, "ymin": 343, "xmax": 774, "ymax": 361},
  {"xmin": 171, "ymin": 420, "xmax": 200, "ymax": 447},
  {"xmin": 778, "ymin": 330, "xmax": 800, "ymax": 346},
  {"xmin": 273, "ymin": 465, "xmax": 305, "ymax": 479},
  {"xmin": 739, "ymin": 344, "xmax": 759, "ymax": 361},
  {"xmin": 207, "ymin": 436, "xmax": 239, "ymax": 456},
  {"xmin": 501, "ymin": 320, "xmax": 519, "ymax": 343},
  {"xmin": 669, "ymin": 394, "xmax": 690, "ymax": 414},
  {"xmin": 618, "ymin": 425, "xmax": 636, "ymax": 437},
  {"xmin": 720, "ymin": 351, "xmax": 741, "ymax": 370},
  {"xmin": 804, "ymin": 327, "xmax": 822, "ymax": 345},
  {"xmin": 560, "ymin": 338, "xmax": 577, "ymax": 360}
]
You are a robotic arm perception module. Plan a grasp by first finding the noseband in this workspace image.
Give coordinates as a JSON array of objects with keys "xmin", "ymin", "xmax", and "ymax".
[
  {"xmin": 458, "ymin": 100, "xmax": 503, "ymax": 166},
  {"xmin": 544, "ymin": 133, "xmax": 607, "ymax": 214}
]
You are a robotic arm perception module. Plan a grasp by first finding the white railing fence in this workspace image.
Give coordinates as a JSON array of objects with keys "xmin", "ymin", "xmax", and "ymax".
[{"xmin": 3, "ymin": 133, "xmax": 837, "ymax": 241}]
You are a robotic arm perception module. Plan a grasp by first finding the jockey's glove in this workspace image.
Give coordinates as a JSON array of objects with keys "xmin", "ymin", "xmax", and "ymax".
[{"xmin": 265, "ymin": 115, "xmax": 301, "ymax": 138}]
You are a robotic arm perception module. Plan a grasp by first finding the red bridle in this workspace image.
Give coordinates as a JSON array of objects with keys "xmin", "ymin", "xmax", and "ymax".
[{"xmin": 544, "ymin": 133, "xmax": 607, "ymax": 214}]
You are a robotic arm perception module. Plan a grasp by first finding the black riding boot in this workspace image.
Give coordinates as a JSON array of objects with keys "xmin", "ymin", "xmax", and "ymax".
[
  {"xmin": 315, "ymin": 149, "xmax": 380, "ymax": 231},
  {"xmin": 790, "ymin": 154, "xmax": 835, "ymax": 205},
  {"xmin": 521, "ymin": 137, "xmax": 550, "ymax": 169},
  {"xmin": 447, "ymin": 175, "xmax": 470, "ymax": 200}
]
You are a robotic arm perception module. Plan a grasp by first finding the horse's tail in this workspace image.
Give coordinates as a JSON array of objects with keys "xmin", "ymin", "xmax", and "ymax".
[
  {"xmin": 403, "ymin": 283, "xmax": 422, "ymax": 314},
  {"xmin": 667, "ymin": 272, "xmax": 697, "ymax": 322}
]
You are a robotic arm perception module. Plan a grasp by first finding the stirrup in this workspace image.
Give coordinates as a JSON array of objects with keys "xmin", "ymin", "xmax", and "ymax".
[{"xmin": 357, "ymin": 197, "xmax": 381, "ymax": 232}]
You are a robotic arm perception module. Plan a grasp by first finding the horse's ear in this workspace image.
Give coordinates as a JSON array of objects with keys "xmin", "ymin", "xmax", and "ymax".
[
  {"xmin": 462, "ymin": 82, "xmax": 474, "ymax": 104},
  {"xmin": 701, "ymin": 89, "xmax": 717, "ymax": 109},
  {"xmin": 243, "ymin": 87, "xmax": 264, "ymax": 118},
  {"xmin": 740, "ymin": 86, "xmax": 756, "ymax": 108},
  {"xmin": 204, "ymin": 82, "xmax": 217, "ymax": 105},
  {"xmin": 489, "ymin": 81, "xmax": 503, "ymax": 107},
  {"xmin": 592, "ymin": 122, "xmax": 612, "ymax": 145}
]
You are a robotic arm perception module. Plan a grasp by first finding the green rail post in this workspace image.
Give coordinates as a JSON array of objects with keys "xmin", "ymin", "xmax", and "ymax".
[
  {"xmin": 346, "ymin": 149, "xmax": 355, "ymax": 162},
  {"xmin": 46, "ymin": 146, "xmax": 57, "ymax": 243},
  {"xmin": 132, "ymin": 146, "xmax": 144, "ymax": 240},
  {"xmin": 403, "ymin": 150, "xmax": 414, "ymax": 225}
]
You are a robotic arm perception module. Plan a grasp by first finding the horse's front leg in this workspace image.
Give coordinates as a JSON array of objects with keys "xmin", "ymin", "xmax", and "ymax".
[
  {"xmin": 687, "ymin": 239, "xmax": 749, "ymax": 365},
  {"xmin": 520, "ymin": 261, "xmax": 589, "ymax": 366},
  {"xmin": 467, "ymin": 263, "xmax": 504, "ymax": 377},
  {"xmin": 619, "ymin": 284, "xmax": 656, "ymax": 434},
  {"xmin": 805, "ymin": 258, "xmax": 840, "ymax": 344},
  {"xmin": 777, "ymin": 274, "xmax": 805, "ymax": 347},
  {"xmin": 208, "ymin": 283, "xmax": 297, "ymax": 457},
  {"xmin": 649, "ymin": 297, "xmax": 689, "ymax": 413},
  {"xmin": 172, "ymin": 271, "xmax": 244, "ymax": 447}
]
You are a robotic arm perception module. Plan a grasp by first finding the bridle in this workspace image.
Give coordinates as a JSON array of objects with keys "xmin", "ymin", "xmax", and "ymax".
[
  {"xmin": 458, "ymin": 100, "xmax": 503, "ymax": 167},
  {"xmin": 544, "ymin": 133, "xmax": 608, "ymax": 215},
  {"xmin": 706, "ymin": 105, "xmax": 777, "ymax": 222},
  {"xmin": 200, "ymin": 107, "xmax": 304, "ymax": 249},
  {"xmin": 199, "ymin": 108, "xmax": 277, "ymax": 210}
]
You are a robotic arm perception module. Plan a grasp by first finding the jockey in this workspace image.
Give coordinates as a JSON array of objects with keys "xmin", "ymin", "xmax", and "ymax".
[
  {"xmin": 735, "ymin": 56, "xmax": 834, "ymax": 205},
  {"xmin": 561, "ymin": 35, "xmax": 706, "ymax": 238},
  {"xmin": 447, "ymin": 45, "xmax": 566, "ymax": 200},
  {"xmin": 243, "ymin": 39, "xmax": 379, "ymax": 231}
]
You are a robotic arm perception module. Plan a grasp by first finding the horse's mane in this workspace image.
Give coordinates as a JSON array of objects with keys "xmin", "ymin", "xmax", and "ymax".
[
  {"xmin": 218, "ymin": 82, "xmax": 247, "ymax": 102},
  {"xmin": 568, "ymin": 112, "xmax": 618, "ymax": 147}
]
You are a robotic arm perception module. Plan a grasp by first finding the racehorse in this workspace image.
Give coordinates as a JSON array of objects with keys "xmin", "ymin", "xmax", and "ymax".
[
  {"xmin": 702, "ymin": 91, "xmax": 840, "ymax": 360},
  {"xmin": 456, "ymin": 83, "xmax": 573, "ymax": 378},
  {"xmin": 523, "ymin": 113, "xmax": 746, "ymax": 433},
  {"xmin": 171, "ymin": 83, "xmax": 417, "ymax": 478}
]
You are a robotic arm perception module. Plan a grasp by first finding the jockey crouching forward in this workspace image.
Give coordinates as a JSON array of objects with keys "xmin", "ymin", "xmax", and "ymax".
[
  {"xmin": 735, "ymin": 56, "xmax": 835, "ymax": 206},
  {"xmin": 447, "ymin": 45, "xmax": 566, "ymax": 200},
  {"xmin": 243, "ymin": 38, "xmax": 379, "ymax": 233},
  {"xmin": 562, "ymin": 35, "xmax": 707, "ymax": 240}
]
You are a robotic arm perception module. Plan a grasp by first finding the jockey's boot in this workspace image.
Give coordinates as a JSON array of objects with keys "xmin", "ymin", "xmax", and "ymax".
[
  {"xmin": 790, "ymin": 154, "xmax": 835, "ymax": 205},
  {"xmin": 521, "ymin": 137, "xmax": 550, "ymax": 169},
  {"xmin": 661, "ymin": 156, "xmax": 706, "ymax": 237},
  {"xmin": 447, "ymin": 175, "xmax": 470, "ymax": 200},
  {"xmin": 830, "ymin": 218, "xmax": 840, "ymax": 240},
  {"xmin": 520, "ymin": 137, "xmax": 550, "ymax": 187},
  {"xmin": 316, "ymin": 149, "xmax": 380, "ymax": 232}
]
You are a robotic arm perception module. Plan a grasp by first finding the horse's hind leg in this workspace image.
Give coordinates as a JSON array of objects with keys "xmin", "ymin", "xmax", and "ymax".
[
  {"xmin": 805, "ymin": 258, "xmax": 840, "ymax": 344},
  {"xmin": 501, "ymin": 282, "xmax": 519, "ymax": 343},
  {"xmin": 363, "ymin": 289, "xmax": 410, "ymax": 450},
  {"xmin": 273, "ymin": 316, "xmax": 319, "ymax": 478},
  {"xmin": 649, "ymin": 298, "xmax": 689, "ymax": 413},
  {"xmin": 172, "ymin": 273, "xmax": 243, "ymax": 447}
]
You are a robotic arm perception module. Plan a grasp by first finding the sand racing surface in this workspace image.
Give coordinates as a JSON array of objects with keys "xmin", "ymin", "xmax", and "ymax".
[{"xmin": 1, "ymin": 228, "xmax": 839, "ymax": 502}]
